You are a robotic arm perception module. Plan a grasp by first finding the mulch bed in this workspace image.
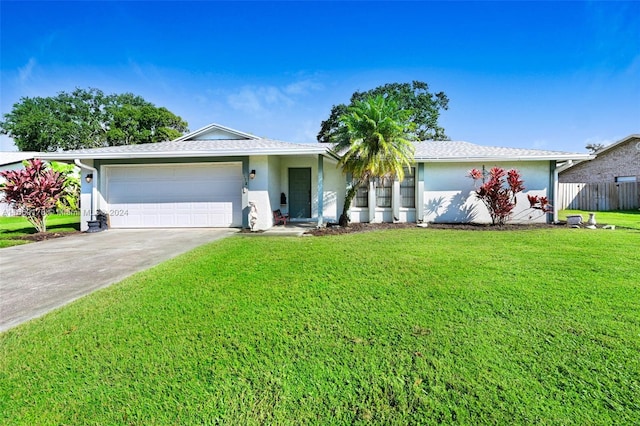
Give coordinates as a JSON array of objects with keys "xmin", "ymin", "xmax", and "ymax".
[
  {"xmin": 13, "ymin": 231, "xmax": 82, "ymax": 242},
  {"xmin": 305, "ymin": 222, "xmax": 563, "ymax": 236}
]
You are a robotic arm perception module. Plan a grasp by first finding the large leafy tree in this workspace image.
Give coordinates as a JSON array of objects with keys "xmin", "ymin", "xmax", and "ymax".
[
  {"xmin": 332, "ymin": 95, "xmax": 417, "ymax": 226},
  {"xmin": 0, "ymin": 88, "xmax": 189, "ymax": 152},
  {"xmin": 318, "ymin": 80, "xmax": 449, "ymax": 144}
]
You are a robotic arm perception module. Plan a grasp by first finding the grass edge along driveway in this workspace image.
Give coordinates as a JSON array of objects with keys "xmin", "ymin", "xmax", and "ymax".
[{"xmin": 2, "ymin": 227, "xmax": 639, "ymax": 424}]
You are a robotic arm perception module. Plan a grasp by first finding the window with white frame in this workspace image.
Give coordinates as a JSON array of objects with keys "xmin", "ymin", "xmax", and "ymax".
[
  {"xmin": 354, "ymin": 181, "xmax": 369, "ymax": 207},
  {"xmin": 376, "ymin": 176, "xmax": 393, "ymax": 208},
  {"xmin": 615, "ymin": 176, "xmax": 637, "ymax": 183},
  {"xmin": 400, "ymin": 168, "xmax": 416, "ymax": 208}
]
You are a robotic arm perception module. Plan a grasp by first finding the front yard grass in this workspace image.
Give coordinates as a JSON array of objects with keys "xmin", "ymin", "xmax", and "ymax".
[
  {"xmin": 560, "ymin": 209, "xmax": 640, "ymax": 230},
  {"xmin": 1, "ymin": 228, "xmax": 639, "ymax": 424},
  {"xmin": 0, "ymin": 214, "xmax": 80, "ymax": 248}
]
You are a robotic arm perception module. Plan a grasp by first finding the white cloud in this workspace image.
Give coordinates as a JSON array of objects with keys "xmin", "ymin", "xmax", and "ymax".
[
  {"xmin": 18, "ymin": 58, "xmax": 36, "ymax": 83},
  {"xmin": 227, "ymin": 86, "xmax": 293, "ymax": 114},
  {"xmin": 226, "ymin": 77, "xmax": 323, "ymax": 115},
  {"xmin": 284, "ymin": 79, "xmax": 323, "ymax": 96},
  {"xmin": 228, "ymin": 87, "xmax": 266, "ymax": 114},
  {"xmin": 129, "ymin": 59, "xmax": 146, "ymax": 80},
  {"xmin": 290, "ymin": 119, "xmax": 321, "ymax": 143}
]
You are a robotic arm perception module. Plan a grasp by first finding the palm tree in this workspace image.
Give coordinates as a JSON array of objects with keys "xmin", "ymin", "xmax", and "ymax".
[{"xmin": 332, "ymin": 95, "xmax": 417, "ymax": 226}]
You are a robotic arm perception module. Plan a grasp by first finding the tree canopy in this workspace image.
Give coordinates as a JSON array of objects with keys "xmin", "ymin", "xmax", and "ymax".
[
  {"xmin": 0, "ymin": 88, "xmax": 189, "ymax": 152},
  {"xmin": 332, "ymin": 94, "xmax": 417, "ymax": 226},
  {"xmin": 318, "ymin": 81, "xmax": 449, "ymax": 144},
  {"xmin": 585, "ymin": 142, "xmax": 605, "ymax": 153}
]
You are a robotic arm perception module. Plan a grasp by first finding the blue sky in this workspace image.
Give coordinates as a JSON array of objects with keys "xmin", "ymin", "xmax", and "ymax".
[{"xmin": 1, "ymin": 1, "xmax": 638, "ymax": 152}]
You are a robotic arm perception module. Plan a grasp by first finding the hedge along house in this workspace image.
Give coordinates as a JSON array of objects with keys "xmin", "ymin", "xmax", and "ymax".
[{"xmin": 41, "ymin": 123, "xmax": 591, "ymax": 230}]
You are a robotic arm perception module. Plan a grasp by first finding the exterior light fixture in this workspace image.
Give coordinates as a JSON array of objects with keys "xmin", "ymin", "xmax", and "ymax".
[
  {"xmin": 249, "ymin": 170, "xmax": 256, "ymax": 179},
  {"xmin": 85, "ymin": 173, "xmax": 93, "ymax": 183}
]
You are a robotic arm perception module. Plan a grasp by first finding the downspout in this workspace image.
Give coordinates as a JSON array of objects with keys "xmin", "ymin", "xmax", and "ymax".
[
  {"xmin": 74, "ymin": 159, "xmax": 97, "ymax": 217},
  {"xmin": 553, "ymin": 160, "xmax": 573, "ymax": 223},
  {"xmin": 317, "ymin": 155, "xmax": 324, "ymax": 227}
]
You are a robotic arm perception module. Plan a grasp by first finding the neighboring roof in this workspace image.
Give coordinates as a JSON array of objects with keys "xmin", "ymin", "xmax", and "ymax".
[
  {"xmin": 0, "ymin": 151, "xmax": 39, "ymax": 167},
  {"xmin": 593, "ymin": 134, "xmax": 640, "ymax": 155},
  {"xmin": 558, "ymin": 133, "xmax": 639, "ymax": 174},
  {"xmin": 412, "ymin": 141, "xmax": 593, "ymax": 162}
]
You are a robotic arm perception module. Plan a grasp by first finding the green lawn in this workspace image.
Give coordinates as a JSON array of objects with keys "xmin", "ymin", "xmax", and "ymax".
[
  {"xmin": 0, "ymin": 214, "xmax": 80, "ymax": 248},
  {"xmin": 1, "ymin": 228, "xmax": 639, "ymax": 424},
  {"xmin": 559, "ymin": 209, "xmax": 640, "ymax": 230}
]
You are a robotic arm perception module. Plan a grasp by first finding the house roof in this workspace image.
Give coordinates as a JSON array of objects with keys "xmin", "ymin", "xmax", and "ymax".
[
  {"xmin": 38, "ymin": 122, "xmax": 592, "ymax": 163},
  {"xmin": 0, "ymin": 151, "xmax": 40, "ymax": 167},
  {"xmin": 412, "ymin": 141, "xmax": 593, "ymax": 162},
  {"xmin": 40, "ymin": 124, "xmax": 328, "ymax": 160}
]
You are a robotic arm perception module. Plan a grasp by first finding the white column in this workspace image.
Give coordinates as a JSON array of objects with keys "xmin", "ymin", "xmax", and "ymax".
[
  {"xmin": 368, "ymin": 180, "xmax": 376, "ymax": 223},
  {"xmin": 392, "ymin": 179, "xmax": 400, "ymax": 222}
]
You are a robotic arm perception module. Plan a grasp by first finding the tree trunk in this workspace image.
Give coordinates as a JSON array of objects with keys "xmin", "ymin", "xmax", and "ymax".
[{"xmin": 339, "ymin": 180, "xmax": 361, "ymax": 227}]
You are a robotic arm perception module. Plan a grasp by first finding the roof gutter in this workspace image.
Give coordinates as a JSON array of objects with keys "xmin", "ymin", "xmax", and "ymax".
[
  {"xmin": 413, "ymin": 155, "xmax": 594, "ymax": 162},
  {"xmin": 74, "ymin": 159, "xmax": 97, "ymax": 218}
]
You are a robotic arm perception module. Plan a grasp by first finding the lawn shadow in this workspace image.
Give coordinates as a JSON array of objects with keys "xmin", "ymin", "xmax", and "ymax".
[{"xmin": 0, "ymin": 221, "xmax": 81, "ymax": 236}]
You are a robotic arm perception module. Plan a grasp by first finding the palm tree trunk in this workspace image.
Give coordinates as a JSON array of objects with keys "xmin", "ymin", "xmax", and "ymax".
[{"xmin": 339, "ymin": 180, "xmax": 361, "ymax": 227}]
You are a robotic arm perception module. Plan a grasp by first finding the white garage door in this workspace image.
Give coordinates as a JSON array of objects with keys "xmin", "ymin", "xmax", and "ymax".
[{"xmin": 106, "ymin": 163, "xmax": 243, "ymax": 228}]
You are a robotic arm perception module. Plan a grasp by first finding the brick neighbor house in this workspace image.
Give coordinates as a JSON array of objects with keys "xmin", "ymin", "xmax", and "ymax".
[{"xmin": 559, "ymin": 134, "xmax": 640, "ymax": 184}]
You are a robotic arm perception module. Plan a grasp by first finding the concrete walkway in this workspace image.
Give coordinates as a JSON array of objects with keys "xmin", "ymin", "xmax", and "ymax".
[
  {"xmin": 244, "ymin": 222, "xmax": 317, "ymax": 237},
  {"xmin": 0, "ymin": 228, "xmax": 235, "ymax": 333}
]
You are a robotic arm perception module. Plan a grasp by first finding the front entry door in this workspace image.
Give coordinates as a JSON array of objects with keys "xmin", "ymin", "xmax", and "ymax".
[{"xmin": 289, "ymin": 168, "xmax": 311, "ymax": 218}]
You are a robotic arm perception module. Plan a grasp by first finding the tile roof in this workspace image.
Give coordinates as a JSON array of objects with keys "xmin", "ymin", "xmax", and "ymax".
[
  {"xmin": 41, "ymin": 138, "xmax": 327, "ymax": 160},
  {"xmin": 36, "ymin": 116, "xmax": 592, "ymax": 163},
  {"xmin": 0, "ymin": 151, "xmax": 40, "ymax": 166},
  {"xmin": 412, "ymin": 141, "xmax": 590, "ymax": 161},
  {"xmin": 594, "ymin": 134, "xmax": 640, "ymax": 155}
]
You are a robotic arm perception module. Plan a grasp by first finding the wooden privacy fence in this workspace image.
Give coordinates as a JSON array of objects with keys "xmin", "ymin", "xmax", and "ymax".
[{"xmin": 557, "ymin": 182, "xmax": 639, "ymax": 210}]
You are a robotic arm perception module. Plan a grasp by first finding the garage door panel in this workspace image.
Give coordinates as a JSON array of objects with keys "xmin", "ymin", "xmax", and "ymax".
[{"xmin": 106, "ymin": 164, "xmax": 242, "ymax": 228}]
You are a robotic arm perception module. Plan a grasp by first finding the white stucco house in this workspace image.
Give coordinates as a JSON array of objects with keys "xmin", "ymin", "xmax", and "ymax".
[{"xmin": 40, "ymin": 123, "xmax": 591, "ymax": 231}]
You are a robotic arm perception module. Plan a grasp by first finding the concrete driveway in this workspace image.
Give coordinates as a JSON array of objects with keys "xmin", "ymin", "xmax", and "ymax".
[{"xmin": 0, "ymin": 228, "xmax": 236, "ymax": 333}]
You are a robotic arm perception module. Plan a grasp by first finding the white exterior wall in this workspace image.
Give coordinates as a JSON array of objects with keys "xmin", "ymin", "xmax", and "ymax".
[
  {"xmin": 247, "ymin": 156, "xmax": 272, "ymax": 230},
  {"xmin": 278, "ymin": 155, "xmax": 340, "ymax": 222},
  {"xmin": 268, "ymin": 156, "xmax": 282, "ymax": 212},
  {"xmin": 423, "ymin": 161, "xmax": 551, "ymax": 224},
  {"xmin": 246, "ymin": 155, "xmax": 342, "ymax": 229},
  {"xmin": 321, "ymin": 158, "xmax": 342, "ymax": 223},
  {"xmin": 78, "ymin": 160, "xmax": 96, "ymax": 231}
]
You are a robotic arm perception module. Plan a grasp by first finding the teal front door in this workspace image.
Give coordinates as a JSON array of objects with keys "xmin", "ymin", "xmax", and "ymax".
[{"xmin": 289, "ymin": 168, "xmax": 311, "ymax": 218}]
